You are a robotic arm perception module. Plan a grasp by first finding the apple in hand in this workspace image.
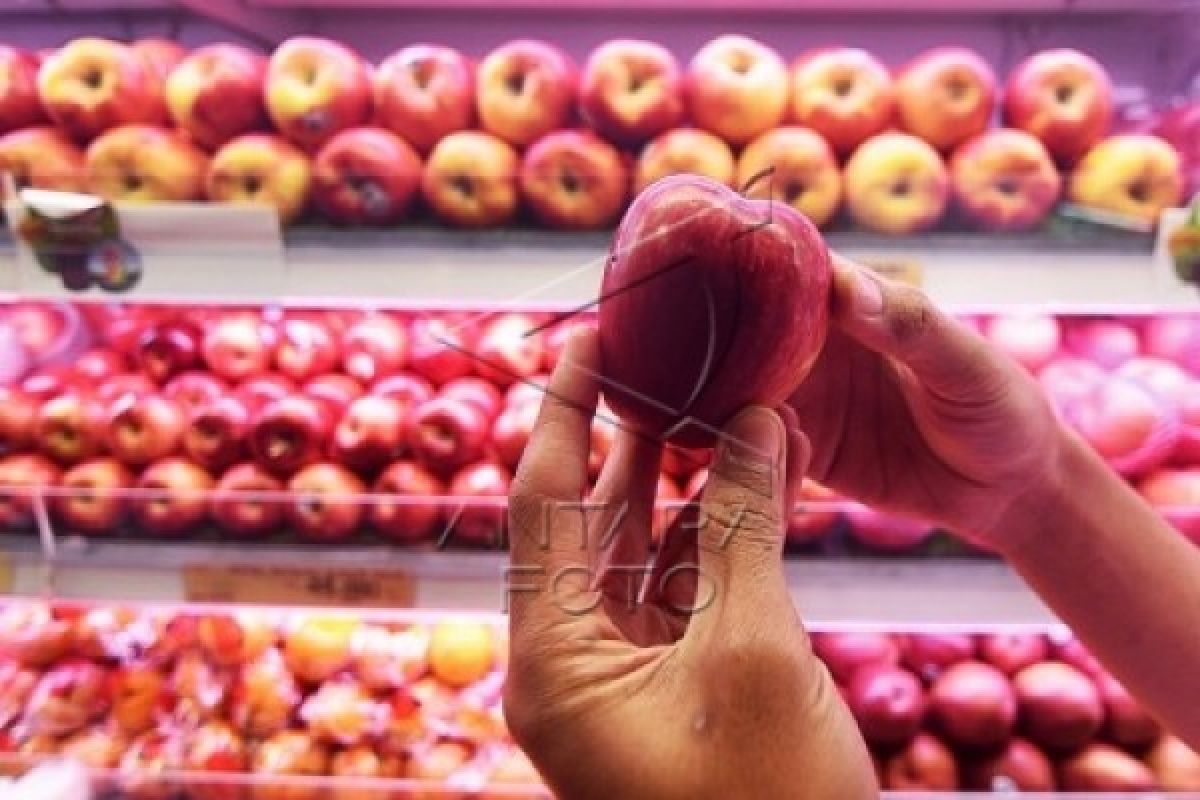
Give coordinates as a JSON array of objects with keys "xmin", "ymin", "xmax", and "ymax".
[
  {"xmin": 249, "ymin": 395, "xmax": 333, "ymax": 475},
  {"xmin": 165, "ymin": 43, "xmax": 268, "ymax": 150},
  {"xmin": 55, "ymin": 457, "xmax": 134, "ymax": 534},
  {"xmin": 408, "ymin": 316, "xmax": 476, "ymax": 385},
  {"xmin": 274, "ymin": 317, "xmax": 338, "ymax": 383},
  {"xmin": 370, "ymin": 460, "xmax": 444, "ymax": 543},
  {"xmin": 132, "ymin": 457, "xmax": 213, "ymax": 535},
  {"xmin": 210, "ymin": 462, "xmax": 285, "ymax": 537},
  {"xmin": 598, "ymin": 174, "xmax": 831, "ymax": 445},
  {"xmin": 790, "ymin": 48, "xmax": 893, "ymax": 157},
  {"xmin": 685, "ymin": 35, "xmax": 787, "ymax": 146},
  {"xmin": 37, "ymin": 38, "xmax": 166, "ymax": 141},
  {"xmin": 206, "ymin": 133, "xmax": 312, "ymax": 224},
  {"xmin": 846, "ymin": 664, "xmax": 926, "ymax": 749},
  {"xmin": 1013, "ymin": 660, "xmax": 1104, "ymax": 752},
  {"xmin": 185, "ymin": 397, "xmax": 252, "ymax": 472},
  {"xmin": 737, "ymin": 126, "xmax": 842, "ymax": 229},
  {"xmin": 265, "ymin": 37, "xmax": 372, "ymax": 151},
  {"xmin": 896, "ymin": 47, "xmax": 996, "ymax": 152},
  {"xmin": 0, "ymin": 127, "xmax": 86, "ymax": 197},
  {"xmin": 634, "ymin": 128, "xmax": 735, "ymax": 194},
  {"xmin": 476, "ymin": 39, "xmax": 577, "ymax": 148},
  {"xmin": 844, "ymin": 132, "xmax": 950, "ymax": 235},
  {"xmin": 963, "ymin": 738, "xmax": 1056, "ymax": 791},
  {"xmin": 0, "ymin": 46, "xmax": 47, "ymax": 133},
  {"xmin": 448, "ymin": 460, "xmax": 511, "ymax": 546},
  {"xmin": 884, "ymin": 731, "xmax": 959, "ymax": 790},
  {"xmin": 951, "ymin": 129, "xmax": 1062, "ymax": 232},
  {"xmin": 202, "ymin": 313, "xmax": 274, "ymax": 382},
  {"xmin": 580, "ymin": 39, "xmax": 684, "ymax": 146},
  {"xmin": 331, "ymin": 394, "xmax": 408, "ymax": 473},
  {"xmin": 374, "ymin": 44, "xmax": 474, "ymax": 154},
  {"xmin": 1068, "ymin": 134, "xmax": 1183, "ymax": 225},
  {"xmin": 1005, "ymin": 48, "xmax": 1113, "ymax": 165},
  {"xmin": 286, "ymin": 462, "xmax": 367, "ymax": 541},
  {"xmin": 105, "ymin": 393, "xmax": 185, "ymax": 466},
  {"xmin": 408, "ymin": 395, "xmax": 489, "ymax": 475},
  {"xmin": 520, "ymin": 129, "xmax": 628, "ymax": 230},
  {"xmin": 341, "ymin": 314, "xmax": 407, "ymax": 384},
  {"xmin": 35, "ymin": 392, "xmax": 105, "ymax": 465},
  {"xmin": 421, "ymin": 130, "xmax": 520, "ymax": 227},
  {"xmin": 0, "ymin": 454, "xmax": 62, "ymax": 530},
  {"xmin": 86, "ymin": 124, "xmax": 207, "ymax": 203},
  {"xmin": 472, "ymin": 313, "xmax": 545, "ymax": 389},
  {"xmin": 313, "ymin": 126, "xmax": 422, "ymax": 225},
  {"xmin": 929, "ymin": 660, "xmax": 1017, "ymax": 750}
]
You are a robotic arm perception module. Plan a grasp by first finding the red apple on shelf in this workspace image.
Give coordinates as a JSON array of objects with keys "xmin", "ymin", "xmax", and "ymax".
[
  {"xmin": 104, "ymin": 392, "xmax": 185, "ymax": 467},
  {"xmin": 132, "ymin": 38, "xmax": 186, "ymax": 82},
  {"xmin": 1143, "ymin": 315, "xmax": 1200, "ymax": 376},
  {"xmin": 1096, "ymin": 672, "xmax": 1161, "ymax": 750},
  {"xmin": 1068, "ymin": 134, "xmax": 1183, "ymax": 225},
  {"xmin": 210, "ymin": 462, "xmax": 286, "ymax": 537},
  {"xmin": 286, "ymin": 462, "xmax": 367, "ymax": 541},
  {"xmin": 951, "ymin": 129, "xmax": 1062, "ymax": 232},
  {"xmin": 37, "ymin": 37, "xmax": 167, "ymax": 141},
  {"xmin": 370, "ymin": 460, "xmax": 445, "ymax": 543},
  {"xmin": 73, "ymin": 348, "xmax": 131, "ymax": 384},
  {"xmin": 812, "ymin": 632, "xmax": 900, "ymax": 685},
  {"xmin": 1014, "ymin": 660, "xmax": 1104, "ymax": 752},
  {"xmin": 265, "ymin": 36, "xmax": 372, "ymax": 151},
  {"xmin": 302, "ymin": 374, "xmax": 364, "ymax": 417},
  {"xmin": 884, "ymin": 731, "xmax": 959, "ymax": 790},
  {"xmin": 206, "ymin": 133, "xmax": 313, "ymax": 224},
  {"xmin": 598, "ymin": 174, "xmax": 831, "ymax": 446},
  {"xmin": 929, "ymin": 660, "xmax": 1017, "ymax": 750},
  {"xmin": 1004, "ymin": 48, "xmax": 1114, "ymax": 166},
  {"xmin": 790, "ymin": 47, "xmax": 893, "ymax": 157},
  {"xmin": 901, "ymin": 633, "xmax": 976, "ymax": 681},
  {"xmin": 331, "ymin": 394, "xmax": 408, "ymax": 473},
  {"xmin": 374, "ymin": 44, "xmax": 474, "ymax": 154},
  {"xmin": 633, "ymin": 127, "xmax": 736, "ymax": 195},
  {"xmin": 408, "ymin": 395, "xmax": 489, "ymax": 475},
  {"xmin": 408, "ymin": 315, "xmax": 476, "ymax": 386},
  {"xmin": 448, "ymin": 460, "xmax": 511, "ymax": 546},
  {"xmin": 274, "ymin": 317, "xmax": 339, "ymax": 383},
  {"xmin": 979, "ymin": 632, "xmax": 1049, "ymax": 676},
  {"xmin": 963, "ymin": 738, "xmax": 1057, "ymax": 792},
  {"xmin": 165, "ymin": 43, "xmax": 268, "ymax": 151},
  {"xmin": 0, "ymin": 603, "xmax": 73, "ymax": 667},
  {"xmin": 421, "ymin": 130, "xmax": 520, "ymax": 227},
  {"xmin": 5, "ymin": 301, "xmax": 72, "ymax": 358},
  {"xmin": 21, "ymin": 365, "xmax": 83, "ymax": 402},
  {"xmin": 132, "ymin": 457, "xmax": 214, "ymax": 535},
  {"xmin": 476, "ymin": 39, "xmax": 577, "ymax": 148},
  {"xmin": 1146, "ymin": 736, "xmax": 1200, "ymax": 790},
  {"xmin": 371, "ymin": 371, "xmax": 435, "ymax": 409},
  {"xmin": 235, "ymin": 374, "xmax": 296, "ymax": 411},
  {"xmin": 896, "ymin": 47, "xmax": 996, "ymax": 153},
  {"xmin": 844, "ymin": 132, "xmax": 950, "ymax": 235},
  {"xmin": 1059, "ymin": 376, "xmax": 1179, "ymax": 478},
  {"xmin": 0, "ymin": 454, "xmax": 62, "ymax": 530},
  {"xmin": 35, "ymin": 392, "xmax": 105, "ymax": 465},
  {"xmin": 1140, "ymin": 468, "xmax": 1200, "ymax": 542},
  {"xmin": 580, "ymin": 39, "xmax": 684, "ymax": 146},
  {"xmin": 0, "ymin": 127, "xmax": 87, "ymax": 196},
  {"xmin": 137, "ymin": 320, "xmax": 202, "ymax": 384},
  {"xmin": 520, "ymin": 129, "xmax": 628, "ymax": 230},
  {"xmin": 472, "ymin": 312, "xmax": 545, "ymax": 389},
  {"xmin": 1053, "ymin": 636, "xmax": 1105, "ymax": 678},
  {"xmin": 0, "ymin": 46, "xmax": 47, "ymax": 133},
  {"xmin": 202, "ymin": 313, "xmax": 275, "ymax": 382},
  {"xmin": 249, "ymin": 394, "xmax": 333, "ymax": 476},
  {"xmin": 737, "ymin": 126, "xmax": 843, "ymax": 229},
  {"xmin": 1038, "ymin": 357, "xmax": 1106, "ymax": 408},
  {"xmin": 85, "ymin": 124, "xmax": 208, "ymax": 203},
  {"xmin": 1059, "ymin": 743, "xmax": 1158, "ymax": 791},
  {"xmin": 846, "ymin": 664, "xmax": 925, "ymax": 749},
  {"xmin": 54, "ymin": 457, "xmax": 134, "ymax": 534},
  {"xmin": 313, "ymin": 126, "xmax": 423, "ymax": 225},
  {"xmin": 341, "ymin": 314, "xmax": 407, "ymax": 384},
  {"xmin": 95, "ymin": 374, "xmax": 158, "ymax": 405},
  {"xmin": 163, "ymin": 371, "xmax": 227, "ymax": 417},
  {"xmin": 441, "ymin": 376, "xmax": 504, "ymax": 420},
  {"xmin": 685, "ymin": 35, "xmax": 788, "ymax": 146},
  {"xmin": 0, "ymin": 387, "xmax": 38, "ymax": 455},
  {"xmin": 492, "ymin": 401, "xmax": 538, "ymax": 470},
  {"xmin": 983, "ymin": 313, "xmax": 1062, "ymax": 373}
]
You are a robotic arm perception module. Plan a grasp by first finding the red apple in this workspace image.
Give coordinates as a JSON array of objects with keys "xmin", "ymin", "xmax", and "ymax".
[
  {"xmin": 1140, "ymin": 468, "xmax": 1200, "ymax": 542},
  {"xmin": 984, "ymin": 313, "xmax": 1062, "ymax": 373},
  {"xmin": 371, "ymin": 372, "xmax": 435, "ymax": 410},
  {"xmin": 421, "ymin": 130, "xmax": 520, "ymax": 227},
  {"xmin": 162, "ymin": 371, "xmax": 226, "ymax": 418},
  {"xmin": 21, "ymin": 365, "xmax": 82, "ymax": 403},
  {"xmin": 331, "ymin": 394, "xmax": 408, "ymax": 473},
  {"xmin": 686, "ymin": 35, "xmax": 788, "ymax": 146},
  {"xmin": 884, "ymin": 731, "xmax": 959, "ymax": 790},
  {"xmin": 520, "ymin": 129, "xmax": 628, "ymax": 230},
  {"xmin": 1039, "ymin": 357, "xmax": 1107, "ymax": 409},
  {"xmin": 137, "ymin": 320, "xmax": 202, "ymax": 384},
  {"xmin": 1014, "ymin": 660, "xmax": 1104, "ymax": 752},
  {"xmin": 265, "ymin": 36, "xmax": 372, "ymax": 151},
  {"xmin": 1096, "ymin": 672, "xmax": 1162, "ymax": 750},
  {"xmin": 633, "ymin": 127, "xmax": 736, "ymax": 194},
  {"xmin": 0, "ymin": 46, "xmax": 47, "ymax": 133},
  {"xmin": 846, "ymin": 664, "xmax": 925, "ymax": 749},
  {"xmin": 963, "ymin": 738, "xmax": 1056, "ymax": 791},
  {"xmin": 1059, "ymin": 376, "xmax": 1179, "ymax": 478},
  {"xmin": 476, "ymin": 39, "xmax": 577, "ymax": 148},
  {"xmin": 95, "ymin": 374, "xmax": 158, "ymax": 405},
  {"xmin": 341, "ymin": 314, "xmax": 407, "ymax": 384},
  {"xmin": 72, "ymin": 348, "xmax": 131, "ymax": 384},
  {"xmin": 210, "ymin": 462, "xmax": 285, "ymax": 538},
  {"xmin": 166, "ymin": 43, "xmax": 268, "ymax": 150},
  {"xmin": 313, "ymin": 126, "xmax": 422, "ymax": 225},
  {"xmin": 374, "ymin": 44, "xmax": 474, "ymax": 154},
  {"xmin": 0, "ymin": 387, "xmax": 39, "ymax": 455},
  {"xmin": 85, "ymin": 124, "xmax": 208, "ymax": 203},
  {"xmin": 580, "ymin": 39, "xmax": 683, "ymax": 146},
  {"xmin": 408, "ymin": 395, "xmax": 489, "ymax": 476},
  {"xmin": 979, "ymin": 632, "xmax": 1049, "ymax": 676},
  {"xmin": 249, "ymin": 394, "xmax": 334, "ymax": 476},
  {"xmin": 598, "ymin": 174, "xmax": 831, "ymax": 446},
  {"xmin": 286, "ymin": 462, "xmax": 367, "ymax": 541},
  {"xmin": 54, "ymin": 457, "xmax": 134, "ymax": 534},
  {"xmin": 408, "ymin": 315, "xmax": 476, "ymax": 386},
  {"xmin": 929, "ymin": 660, "xmax": 1017, "ymax": 750},
  {"xmin": 441, "ymin": 376, "xmax": 504, "ymax": 420},
  {"xmin": 187, "ymin": 395, "xmax": 257, "ymax": 476},
  {"xmin": 370, "ymin": 460, "xmax": 445, "ymax": 543},
  {"xmin": 1146, "ymin": 736, "xmax": 1200, "ymax": 790},
  {"xmin": 202, "ymin": 313, "xmax": 275, "ymax": 382},
  {"xmin": 448, "ymin": 460, "xmax": 511, "ymax": 546},
  {"xmin": 951, "ymin": 129, "xmax": 1063, "ymax": 232},
  {"xmin": 5, "ymin": 302, "xmax": 71, "ymax": 359},
  {"xmin": 24, "ymin": 658, "xmax": 111, "ymax": 736},
  {"xmin": 35, "ymin": 392, "xmax": 105, "ymax": 465},
  {"xmin": 132, "ymin": 457, "xmax": 214, "ymax": 535},
  {"xmin": 812, "ymin": 632, "xmax": 900, "ymax": 685},
  {"xmin": 235, "ymin": 374, "xmax": 296, "ymax": 411},
  {"xmin": 1059, "ymin": 743, "xmax": 1158, "ymax": 790},
  {"xmin": 492, "ymin": 401, "xmax": 538, "ymax": 470},
  {"xmin": 1004, "ymin": 48, "xmax": 1114, "ymax": 166},
  {"xmin": 901, "ymin": 633, "xmax": 976, "ymax": 681},
  {"xmin": 302, "ymin": 374, "xmax": 364, "ymax": 418},
  {"xmin": 0, "ymin": 454, "xmax": 62, "ymax": 530},
  {"xmin": 37, "ymin": 38, "xmax": 167, "ymax": 141},
  {"xmin": 1066, "ymin": 319, "xmax": 1140, "ymax": 369},
  {"xmin": 207, "ymin": 133, "xmax": 313, "ymax": 224},
  {"xmin": 896, "ymin": 47, "xmax": 996, "ymax": 152},
  {"xmin": 274, "ymin": 317, "xmax": 339, "ymax": 383},
  {"xmin": 736, "ymin": 126, "xmax": 843, "ymax": 230},
  {"xmin": 105, "ymin": 392, "xmax": 185, "ymax": 466},
  {"xmin": 0, "ymin": 126, "xmax": 87, "ymax": 197},
  {"xmin": 1143, "ymin": 315, "xmax": 1200, "ymax": 376},
  {"xmin": 0, "ymin": 603, "xmax": 73, "ymax": 667},
  {"xmin": 471, "ymin": 313, "xmax": 545, "ymax": 389},
  {"xmin": 790, "ymin": 47, "xmax": 894, "ymax": 157}
]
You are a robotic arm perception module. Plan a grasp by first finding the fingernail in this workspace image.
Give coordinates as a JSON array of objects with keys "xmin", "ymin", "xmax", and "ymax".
[
  {"xmin": 724, "ymin": 406, "xmax": 784, "ymax": 462},
  {"xmin": 852, "ymin": 268, "xmax": 885, "ymax": 317}
]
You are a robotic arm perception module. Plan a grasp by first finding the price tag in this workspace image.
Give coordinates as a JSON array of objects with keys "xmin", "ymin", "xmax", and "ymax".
[
  {"xmin": 859, "ymin": 258, "xmax": 924, "ymax": 288},
  {"xmin": 183, "ymin": 564, "xmax": 416, "ymax": 608}
]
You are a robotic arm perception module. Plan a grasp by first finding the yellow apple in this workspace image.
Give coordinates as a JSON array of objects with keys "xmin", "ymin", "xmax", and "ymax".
[
  {"xmin": 844, "ymin": 132, "xmax": 950, "ymax": 235},
  {"xmin": 206, "ymin": 133, "xmax": 312, "ymax": 224},
  {"xmin": 1069, "ymin": 134, "xmax": 1183, "ymax": 225}
]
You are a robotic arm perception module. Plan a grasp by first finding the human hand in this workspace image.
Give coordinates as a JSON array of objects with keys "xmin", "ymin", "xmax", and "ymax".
[
  {"xmin": 504, "ymin": 328, "xmax": 877, "ymax": 800},
  {"xmin": 789, "ymin": 254, "xmax": 1067, "ymax": 549}
]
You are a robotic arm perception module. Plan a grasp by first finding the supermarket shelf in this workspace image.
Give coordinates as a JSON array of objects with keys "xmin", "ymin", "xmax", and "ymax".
[
  {"xmin": 3, "ymin": 536, "xmax": 1058, "ymax": 628},
  {"xmin": 253, "ymin": 0, "xmax": 1196, "ymax": 11},
  {"xmin": 1, "ymin": 226, "xmax": 1192, "ymax": 312}
]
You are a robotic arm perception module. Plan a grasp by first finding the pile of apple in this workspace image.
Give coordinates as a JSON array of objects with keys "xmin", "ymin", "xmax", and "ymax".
[
  {"xmin": 0, "ymin": 35, "xmax": 1187, "ymax": 234},
  {"xmin": 0, "ymin": 601, "xmax": 546, "ymax": 799}
]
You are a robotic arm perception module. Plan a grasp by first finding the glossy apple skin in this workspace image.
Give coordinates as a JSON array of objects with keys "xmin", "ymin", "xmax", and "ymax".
[
  {"xmin": 1013, "ymin": 660, "xmax": 1104, "ymax": 752},
  {"xmin": 408, "ymin": 316, "xmax": 476, "ymax": 386},
  {"xmin": 476, "ymin": 39, "xmax": 577, "ymax": 148},
  {"xmin": 133, "ymin": 457, "xmax": 214, "ymax": 535},
  {"xmin": 439, "ymin": 376, "xmax": 503, "ymax": 421},
  {"xmin": 471, "ymin": 313, "xmax": 545, "ymax": 390},
  {"xmin": 206, "ymin": 133, "xmax": 313, "ymax": 224},
  {"xmin": 286, "ymin": 462, "xmax": 367, "ymax": 541},
  {"xmin": 0, "ymin": 127, "xmax": 87, "ymax": 197},
  {"xmin": 598, "ymin": 174, "xmax": 831, "ymax": 446},
  {"xmin": 790, "ymin": 47, "xmax": 894, "ymax": 157},
  {"xmin": 929, "ymin": 660, "xmax": 1017, "ymax": 750},
  {"xmin": 963, "ymin": 738, "xmax": 1057, "ymax": 791},
  {"xmin": 421, "ymin": 130, "xmax": 520, "ymax": 227},
  {"xmin": 951, "ymin": 129, "xmax": 1062, "ymax": 232},
  {"xmin": 901, "ymin": 633, "xmax": 976, "ymax": 681},
  {"xmin": 249, "ymin": 395, "xmax": 333, "ymax": 476},
  {"xmin": 580, "ymin": 39, "xmax": 684, "ymax": 146},
  {"xmin": 166, "ymin": 43, "xmax": 268, "ymax": 151},
  {"xmin": 408, "ymin": 395, "xmax": 489, "ymax": 475},
  {"xmin": 884, "ymin": 731, "xmax": 959, "ymax": 790},
  {"xmin": 138, "ymin": 320, "xmax": 202, "ymax": 384},
  {"xmin": 685, "ymin": 35, "xmax": 788, "ymax": 147},
  {"xmin": 163, "ymin": 371, "xmax": 226, "ymax": 417},
  {"xmin": 265, "ymin": 37, "xmax": 373, "ymax": 151},
  {"xmin": 54, "ymin": 458, "xmax": 135, "ymax": 534},
  {"xmin": 447, "ymin": 460, "xmax": 511, "ymax": 546},
  {"xmin": 1059, "ymin": 743, "xmax": 1158, "ymax": 791},
  {"xmin": 370, "ymin": 460, "xmax": 445, "ymax": 543},
  {"xmin": 341, "ymin": 314, "xmax": 407, "ymax": 384},
  {"xmin": 313, "ymin": 126, "xmax": 422, "ymax": 225},
  {"xmin": 274, "ymin": 317, "xmax": 339, "ymax": 384},
  {"xmin": 104, "ymin": 392, "xmax": 186, "ymax": 466},
  {"xmin": 1004, "ymin": 48, "xmax": 1114, "ymax": 166},
  {"xmin": 896, "ymin": 47, "xmax": 996, "ymax": 152},
  {"xmin": 846, "ymin": 664, "xmax": 926, "ymax": 749},
  {"xmin": 0, "ymin": 388, "xmax": 40, "ymax": 456},
  {"xmin": 0, "ymin": 46, "xmax": 47, "ymax": 133},
  {"xmin": 84, "ymin": 124, "xmax": 208, "ymax": 203},
  {"xmin": 0, "ymin": 454, "xmax": 62, "ymax": 530},
  {"xmin": 209, "ymin": 463, "xmax": 285, "ymax": 538},
  {"xmin": 812, "ymin": 632, "xmax": 900, "ymax": 685},
  {"xmin": 35, "ymin": 392, "xmax": 105, "ymax": 466},
  {"xmin": 979, "ymin": 632, "xmax": 1049, "ymax": 676},
  {"xmin": 331, "ymin": 394, "xmax": 408, "ymax": 473},
  {"xmin": 634, "ymin": 127, "xmax": 736, "ymax": 195},
  {"xmin": 374, "ymin": 44, "xmax": 474, "ymax": 154}
]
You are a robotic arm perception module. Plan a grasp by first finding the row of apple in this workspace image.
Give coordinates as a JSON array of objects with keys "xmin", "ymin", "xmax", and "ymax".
[
  {"xmin": 0, "ymin": 36, "xmax": 1189, "ymax": 233},
  {"xmin": 2, "ymin": 601, "xmax": 1199, "ymax": 792}
]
